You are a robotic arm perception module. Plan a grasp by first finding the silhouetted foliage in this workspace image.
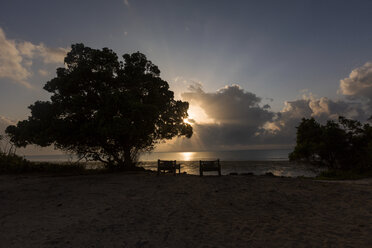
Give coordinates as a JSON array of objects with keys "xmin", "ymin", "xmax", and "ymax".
[
  {"xmin": 0, "ymin": 134, "xmax": 85, "ymax": 174},
  {"xmin": 6, "ymin": 44, "xmax": 192, "ymax": 169},
  {"xmin": 1, "ymin": 134, "xmax": 16, "ymax": 153},
  {"xmin": 289, "ymin": 116, "xmax": 372, "ymax": 170},
  {"xmin": 0, "ymin": 153, "xmax": 86, "ymax": 174}
]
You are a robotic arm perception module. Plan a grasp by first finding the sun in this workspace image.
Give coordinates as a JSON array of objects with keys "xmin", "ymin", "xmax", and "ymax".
[
  {"xmin": 183, "ymin": 118, "xmax": 194, "ymax": 125},
  {"xmin": 184, "ymin": 104, "xmax": 214, "ymax": 125}
]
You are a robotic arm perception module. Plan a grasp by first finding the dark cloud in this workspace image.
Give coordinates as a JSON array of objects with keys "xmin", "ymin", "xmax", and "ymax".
[
  {"xmin": 260, "ymin": 96, "xmax": 367, "ymax": 145},
  {"xmin": 161, "ymin": 82, "xmax": 370, "ymax": 152},
  {"xmin": 3, "ymin": 62, "xmax": 372, "ymax": 153},
  {"xmin": 165, "ymin": 84, "xmax": 275, "ymax": 150},
  {"xmin": 182, "ymin": 84, "xmax": 274, "ymax": 126}
]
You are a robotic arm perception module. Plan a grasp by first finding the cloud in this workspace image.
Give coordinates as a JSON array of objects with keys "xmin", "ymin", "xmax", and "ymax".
[
  {"xmin": 0, "ymin": 27, "xmax": 69, "ymax": 88},
  {"xmin": 182, "ymin": 84, "xmax": 274, "ymax": 125},
  {"xmin": 123, "ymin": 0, "xmax": 130, "ymax": 7},
  {"xmin": 38, "ymin": 69, "xmax": 49, "ymax": 76},
  {"xmin": 36, "ymin": 45, "xmax": 69, "ymax": 64},
  {"xmin": 340, "ymin": 62, "xmax": 372, "ymax": 97},
  {"xmin": 170, "ymin": 84, "xmax": 275, "ymax": 150},
  {"xmin": 260, "ymin": 94, "xmax": 368, "ymax": 145},
  {"xmin": 0, "ymin": 29, "xmax": 32, "ymax": 88},
  {"xmin": 17, "ymin": 41, "xmax": 37, "ymax": 58},
  {"xmin": 17, "ymin": 40, "xmax": 68, "ymax": 64},
  {"xmin": 0, "ymin": 115, "xmax": 15, "ymax": 135},
  {"xmin": 158, "ymin": 80, "xmax": 371, "ymax": 152},
  {"xmin": 339, "ymin": 62, "xmax": 372, "ymax": 111},
  {"xmin": 167, "ymin": 63, "xmax": 372, "ymax": 151}
]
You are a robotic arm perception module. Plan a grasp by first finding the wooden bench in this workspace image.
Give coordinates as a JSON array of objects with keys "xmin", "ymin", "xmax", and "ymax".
[
  {"xmin": 157, "ymin": 160, "xmax": 181, "ymax": 175},
  {"xmin": 200, "ymin": 159, "xmax": 221, "ymax": 176}
]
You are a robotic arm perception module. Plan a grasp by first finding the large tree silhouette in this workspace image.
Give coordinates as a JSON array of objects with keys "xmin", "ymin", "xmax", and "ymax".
[{"xmin": 6, "ymin": 44, "xmax": 192, "ymax": 169}]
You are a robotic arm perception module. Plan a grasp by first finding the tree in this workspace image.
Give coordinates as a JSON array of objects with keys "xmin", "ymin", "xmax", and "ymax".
[
  {"xmin": 6, "ymin": 44, "xmax": 192, "ymax": 169},
  {"xmin": 288, "ymin": 118, "xmax": 323, "ymax": 162},
  {"xmin": 289, "ymin": 116, "xmax": 372, "ymax": 170}
]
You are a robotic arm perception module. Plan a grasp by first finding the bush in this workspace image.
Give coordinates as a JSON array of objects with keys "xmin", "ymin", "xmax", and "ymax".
[
  {"xmin": 0, "ymin": 153, "xmax": 86, "ymax": 174},
  {"xmin": 0, "ymin": 134, "xmax": 86, "ymax": 174},
  {"xmin": 290, "ymin": 116, "xmax": 372, "ymax": 171},
  {"xmin": 316, "ymin": 169, "xmax": 372, "ymax": 180},
  {"xmin": 0, "ymin": 153, "xmax": 32, "ymax": 173}
]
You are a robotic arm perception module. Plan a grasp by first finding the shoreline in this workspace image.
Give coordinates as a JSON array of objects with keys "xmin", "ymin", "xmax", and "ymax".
[
  {"xmin": 1, "ymin": 173, "xmax": 371, "ymax": 247},
  {"xmin": 19, "ymin": 160, "xmax": 319, "ymax": 178}
]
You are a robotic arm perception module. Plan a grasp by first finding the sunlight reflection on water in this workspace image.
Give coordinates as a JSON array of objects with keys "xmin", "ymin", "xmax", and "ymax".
[
  {"xmin": 181, "ymin": 152, "xmax": 194, "ymax": 161},
  {"xmin": 140, "ymin": 150, "xmax": 290, "ymax": 162}
]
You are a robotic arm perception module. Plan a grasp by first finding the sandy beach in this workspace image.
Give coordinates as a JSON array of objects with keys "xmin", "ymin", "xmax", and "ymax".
[{"xmin": 0, "ymin": 172, "xmax": 371, "ymax": 247}]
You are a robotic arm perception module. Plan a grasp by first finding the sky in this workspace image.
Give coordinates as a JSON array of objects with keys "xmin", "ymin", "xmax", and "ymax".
[{"xmin": 1, "ymin": 0, "xmax": 372, "ymax": 154}]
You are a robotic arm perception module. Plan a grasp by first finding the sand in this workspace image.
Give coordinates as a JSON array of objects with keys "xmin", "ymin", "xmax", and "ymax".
[{"xmin": 0, "ymin": 172, "xmax": 371, "ymax": 247}]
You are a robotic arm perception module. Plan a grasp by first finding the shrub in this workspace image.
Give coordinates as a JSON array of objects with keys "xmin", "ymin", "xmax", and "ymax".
[{"xmin": 290, "ymin": 116, "xmax": 372, "ymax": 171}]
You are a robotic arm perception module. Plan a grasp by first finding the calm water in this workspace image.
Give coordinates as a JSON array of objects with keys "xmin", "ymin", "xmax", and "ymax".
[
  {"xmin": 140, "ymin": 149, "xmax": 291, "ymax": 161},
  {"xmin": 24, "ymin": 149, "xmax": 319, "ymax": 177},
  {"xmin": 26, "ymin": 149, "xmax": 292, "ymax": 162}
]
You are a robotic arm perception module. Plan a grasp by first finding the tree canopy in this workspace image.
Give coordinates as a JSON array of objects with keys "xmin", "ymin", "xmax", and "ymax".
[
  {"xmin": 6, "ymin": 44, "xmax": 192, "ymax": 168},
  {"xmin": 289, "ymin": 116, "xmax": 372, "ymax": 170}
]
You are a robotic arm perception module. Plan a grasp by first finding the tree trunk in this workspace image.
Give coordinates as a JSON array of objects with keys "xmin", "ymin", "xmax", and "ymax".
[{"xmin": 123, "ymin": 148, "xmax": 134, "ymax": 168}]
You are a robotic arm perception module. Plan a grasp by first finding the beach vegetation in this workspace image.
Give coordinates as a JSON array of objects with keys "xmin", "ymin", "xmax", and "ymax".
[
  {"xmin": 316, "ymin": 169, "xmax": 372, "ymax": 180},
  {"xmin": 5, "ymin": 44, "xmax": 192, "ymax": 170},
  {"xmin": 0, "ymin": 155, "xmax": 86, "ymax": 174},
  {"xmin": 290, "ymin": 116, "xmax": 372, "ymax": 172},
  {"xmin": 0, "ymin": 135, "xmax": 85, "ymax": 174}
]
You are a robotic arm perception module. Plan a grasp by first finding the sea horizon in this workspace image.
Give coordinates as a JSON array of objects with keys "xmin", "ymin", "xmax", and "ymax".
[
  {"xmin": 23, "ymin": 149, "xmax": 320, "ymax": 177},
  {"xmin": 24, "ymin": 149, "xmax": 292, "ymax": 162}
]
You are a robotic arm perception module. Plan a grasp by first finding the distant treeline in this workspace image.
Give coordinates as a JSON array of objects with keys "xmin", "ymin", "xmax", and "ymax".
[{"xmin": 290, "ymin": 116, "xmax": 372, "ymax": 171}]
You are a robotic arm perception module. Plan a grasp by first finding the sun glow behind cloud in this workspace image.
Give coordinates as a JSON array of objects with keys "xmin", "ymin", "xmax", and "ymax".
[{"xmin": 185, "ymin": 104, "xmax": 214, "ymax": 124}]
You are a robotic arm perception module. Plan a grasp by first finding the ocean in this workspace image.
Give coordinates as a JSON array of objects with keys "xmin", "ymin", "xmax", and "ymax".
[
  {"xmin": 25, "ymin": 149, "xmax": 320, "ymax": 177},
  {"xmin": 26, "ymin": 149, "xmax": 292, "ymax": 162},
  {"xmin": 140, "ymin": 149, "xmax": 291, "ymax": 161}
]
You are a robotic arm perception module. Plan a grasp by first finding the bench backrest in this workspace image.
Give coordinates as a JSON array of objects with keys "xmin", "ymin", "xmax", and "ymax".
[
  {"xmin": 200, "ymin": 160, "xmax": 220, "ymax": 170},
  {"xmin": 158, "ymin": 160, "xmax": 176, "ymax": 169}
]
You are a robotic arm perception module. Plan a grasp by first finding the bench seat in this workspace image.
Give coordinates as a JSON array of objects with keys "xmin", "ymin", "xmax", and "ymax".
[
  {"xmin": 157, "ymin": 160, "xmax": 181, "ymax": 175},
  {"xmin": 200, "ymin": 159, "xmax": 221, "ymax": 176}
]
